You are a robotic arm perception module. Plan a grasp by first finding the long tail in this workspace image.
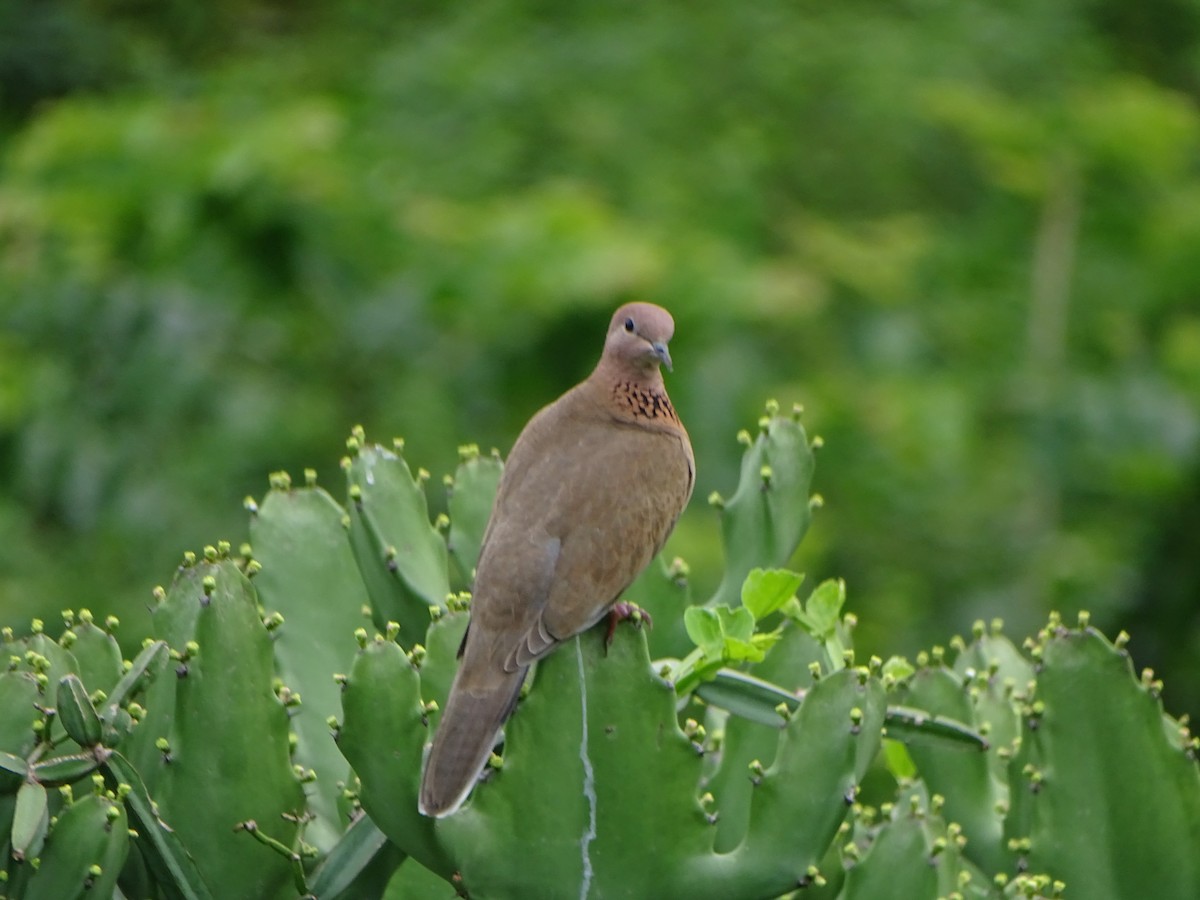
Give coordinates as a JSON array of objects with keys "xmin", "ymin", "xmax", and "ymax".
[{"xmin": 418, "ymin": 666, "xmax": 527, "ymax": 818}]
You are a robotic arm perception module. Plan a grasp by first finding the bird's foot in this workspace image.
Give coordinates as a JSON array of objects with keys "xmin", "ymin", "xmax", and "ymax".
[{"xmin": 604, "ymin": 602, "xmax": 654, "ymax": 649}]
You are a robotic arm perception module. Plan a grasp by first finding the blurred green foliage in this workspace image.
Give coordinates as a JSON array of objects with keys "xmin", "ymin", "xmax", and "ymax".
[{"xmin": 1, "ymin": 0, "xmax": 1198, "ymax": 718}]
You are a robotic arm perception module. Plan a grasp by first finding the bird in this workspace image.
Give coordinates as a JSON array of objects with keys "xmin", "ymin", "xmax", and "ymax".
[{"xmin": 418, "ymin": 302, "xmax": 695, "ymax": 818}]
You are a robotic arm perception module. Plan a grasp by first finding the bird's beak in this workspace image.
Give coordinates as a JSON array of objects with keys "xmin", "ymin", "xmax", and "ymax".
[{"xmin": 651, "ymin": 341, "xmax": 673, "ymax": 372}]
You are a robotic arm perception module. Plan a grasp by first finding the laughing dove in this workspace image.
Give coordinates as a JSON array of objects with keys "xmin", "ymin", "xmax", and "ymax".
[{"xmin": 418, "ymin": 302, "xmax": 694, "ymax": 817}]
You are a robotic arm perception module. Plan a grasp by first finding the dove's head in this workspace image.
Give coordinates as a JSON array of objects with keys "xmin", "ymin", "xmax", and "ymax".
[{"xmin": 603, "ymin": 302, "xmax": 676, "ymax": 373}]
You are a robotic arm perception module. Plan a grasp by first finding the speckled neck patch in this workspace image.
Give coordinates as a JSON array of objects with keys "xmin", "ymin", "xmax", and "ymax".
[{"xmin": 612, "ymin": 381, "xmax": 680, "ymax": 425}]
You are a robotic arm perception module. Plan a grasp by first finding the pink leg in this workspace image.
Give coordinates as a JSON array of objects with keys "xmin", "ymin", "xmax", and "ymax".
[{"xmin": 604, "ymin": 602, "xmax": 654, "ymax": 648}]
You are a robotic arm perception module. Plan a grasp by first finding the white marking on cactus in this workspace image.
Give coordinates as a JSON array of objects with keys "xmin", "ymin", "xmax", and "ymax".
[{"xmin": 576, "ymin": 638, "xmax": 597, "ymax": 899}]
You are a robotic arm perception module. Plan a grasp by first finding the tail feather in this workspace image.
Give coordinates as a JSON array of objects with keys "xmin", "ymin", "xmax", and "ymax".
[{"xmin": 418, "ymin": 667, "xmax": 526, "ymax": 817}]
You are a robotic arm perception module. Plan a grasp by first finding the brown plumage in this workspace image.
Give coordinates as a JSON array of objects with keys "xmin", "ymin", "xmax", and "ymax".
[{"xmin": 418, "ymin": 302, "xmax": 695, "ymax": 818}]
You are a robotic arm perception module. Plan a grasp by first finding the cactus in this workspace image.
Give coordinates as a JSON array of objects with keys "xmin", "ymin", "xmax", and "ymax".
[
  {"xmin": 1004, "ymin": 620, "xmax": 1200, "ymax": 899},
  {"xmin": 0, "ymin": 614, "xmax": 170, "ymax": 896},
  {"xmin": 335, "ymin": 406, "xmax": 888, "ymax": 899},
  {"xmin": 445, "ymin": 443, "xmax": 504, "ymax": 588},
  {"xmin": 707, "ymin": 401, "xmax": 817, "ymax": 611},
  {"xmin": 19, "ymin": 784, "xmax": 129, "ymax": 900},
  {"xmin": 338, "ymin": 612, "xmax": 885, "ymax": 899},
  {"xmin": 0, "ymin": 406, "xmax": 1197, "ymax": 899},
  {"xmin": 343, "ymin": 427, "xmax": 451, "ymax": 644},
  {"xmin": 124, "ymin": 548, "xmax": 308, "ymax": 899},
  {"xmin": 875, "ymin": 615, "xmax": 1200, "ymax": 898},
  {"xmin": 247, "ymin": 469, "xmax": 372, "ymax": 854}
]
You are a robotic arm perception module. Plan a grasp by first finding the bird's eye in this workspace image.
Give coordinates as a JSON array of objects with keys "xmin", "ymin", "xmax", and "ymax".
[{"xmin": 623, "ymin": 317, "xmax": 635, "ymax": 333}]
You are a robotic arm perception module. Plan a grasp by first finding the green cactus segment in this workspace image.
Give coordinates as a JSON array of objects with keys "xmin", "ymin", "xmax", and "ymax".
[
  {"xmin": 31, "ymin": 751, "xmax": 103, "ymax": 786},
  {"xmin": 1007, "ymin": 626, "xmax": 1200, "ymax": 900},
  {"xmin": 441, "ymin": 626, "xmax": 711, "ymax": 899},
  {"xmin": 20, "ymin": 633, "xmax": 81, "ymax": 692},
  {"xmin": 21, "ymin": 791, "xmax": 129, "ymax": 900},
  {"xmin": 445, "ymin": 444, "xmax": 502, "ymax": 588},
  {"xmin": 10, "ymin": 779, "xmax": 49, "ymax": 862},
  {"xmin": 0, "ymin": 672, "xmax": 40, "ymax": 792},
  {"xmin": 337, "ymin": 633, "xmax": 448, "ymax": 877},
  {"xmin": 630, "ymin": 554, "xmax": 695, "ymax": 660},
  {"xmin": 839, "ymin": 809, "xmax": 938, "ymax": 900},
  {"xmin": 250, "ymin": 483, "xmax": 371, "ymax": 853},
  {"xmin": 305, "ymin": 812, "xmax": 392, "ymax": 899},
  {"xmin": 103, "ymin": 749, "xmax": 214, "ymax": 900},
  {"xmin": 695, "ymin": 668, "xmax": 885, "ymax": 897},
  {"xmin": 415, "ymin": 608, "xmax": 470, "ymax": 723},
  {"xmin": 346, "ymin": 598, "xmax": 883, "ymax": 898},
  {"xmin": 897, "ymin": 665, "xmax": 1007, "ymax": 875},
  {"xmin": 952, "ymin": 629, "xmax": 1033, "ymax": 781},
  {"xmin": 344, "ymin": 439, "xmax": 451, "ymax": 643},
  {"xmin": 56, "ymin": 674, "xmax": 103, "ymax": 747},
  {"xmin": 61, "ymin": 616, "xmax": 124, "ymax": 698},
  {"xmin": 382, "ymin": 856, "xmax": 460, "ymax": 899},
  {"xmin": 123, "ymin": 569, "xmax": 210, "ymax": 789},
  {"xmin": 705, "ymin": 620, "xmax": 825, "ymax": 853},
  {"xmin": 149, "ymin": 557, "xmax": 307, "ymax": 900},
  {"xmin": 708, "ymin": 405, "xmax": 816, "ymax": 610},
  {"xmin": 99, "ymin": 639, "xmax": 168, "ymax": 742}
]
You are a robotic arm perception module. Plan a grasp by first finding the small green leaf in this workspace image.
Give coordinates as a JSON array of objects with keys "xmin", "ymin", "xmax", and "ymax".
[
  {"xmin": 717, "ymin": 606, "xmax": 755, "ymax": 643},
  {"xmin": 740, "ymin": 568, "xmax": 805, "ymax": 622},
  {"xmin": 801, "ymin": 579, "xmax": 846, "ymax": 636},
  {"xmin": 683, "ymin": 608, "xmax": 723, "ymax": 657},
  {"xmin": 750, "ymin": 630, "xmax": 783, "ymax": 655},
  {"xmin": 725, "ymin": 637, "xmax": 765, "ymax": 663}
]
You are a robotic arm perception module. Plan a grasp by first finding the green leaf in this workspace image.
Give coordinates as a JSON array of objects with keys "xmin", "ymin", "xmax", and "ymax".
[
  {"xmin": 798, "ymin": 578, "xmax": 845, "ymax": 636},
  {"xmin": 725, "ymin": 636, "xmax": 765, "ymax": 663},
  {"xmin": 740, "ymin": 568, "xmax": 805, "ymax": 621},
  {"xmin": 683, "ymin": 607, "xmax": 723, "ymax": 657},
  {"xmin": 718, "ymin": 606, "xmax": 755, "ymax": 643}
]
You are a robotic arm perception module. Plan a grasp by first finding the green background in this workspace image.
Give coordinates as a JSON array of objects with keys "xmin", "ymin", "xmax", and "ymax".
[{"xmin": 1, "ymin": 0, "xmax": 1197, "ymax": 718}]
